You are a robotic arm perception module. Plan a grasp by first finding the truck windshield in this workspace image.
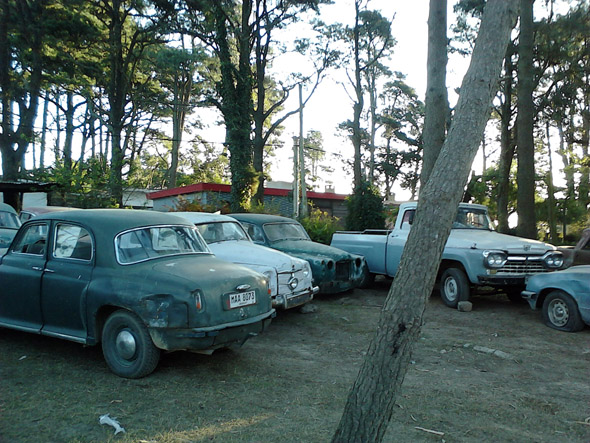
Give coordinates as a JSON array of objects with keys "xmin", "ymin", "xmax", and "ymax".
[
  {"xmin": 453, "ymin": 208, "xmax": 493, "ymax": 230},
  {"xmin": 263, "ymin": 222, "xmax": 310, "ymax": 242}
]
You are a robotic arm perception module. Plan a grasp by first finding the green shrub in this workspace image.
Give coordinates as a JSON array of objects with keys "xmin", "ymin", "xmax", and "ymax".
[
  {"xmin": 300, "ymin": 207, "xmax": 343, "ymax": 245},
  {"xmin": 345, "ymin": 181, "xmax": 386, "ymax": 231}
]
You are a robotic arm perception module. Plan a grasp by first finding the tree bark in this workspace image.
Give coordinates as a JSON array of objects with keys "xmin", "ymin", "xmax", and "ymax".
[
  {"xmin": 421, "ymin": 0, "xmax": 448, "ymax": 188},
  {"xmin": 516, "ymin": 0, "xmax": 537, "ymax": 239},
  {"xmin": 332, "ymin": 1, "xmax": 518, "ymax": 441},
  {"xmin": 496, "ymin": 46, "xmax": 516, "ymax": 233}
]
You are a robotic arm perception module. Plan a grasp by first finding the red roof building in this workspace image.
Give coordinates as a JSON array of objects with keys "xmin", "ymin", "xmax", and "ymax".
[{"xmin": 147, "ymin": 183, "xmax": 349, "ymax": 218}]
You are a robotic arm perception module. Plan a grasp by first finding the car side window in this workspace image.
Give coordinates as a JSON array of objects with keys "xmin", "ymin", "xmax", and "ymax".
[
  {"xmin": 53, "ymin": 223, "xmax": 93, "ymax": 261},
  {"xmin": 11, "ymin": 223, "xmax": 49, "ymax": 255},
  {"xmin": 400, "ymin": 210, "xmax": 415, "ymax": 230},
  {"xmin": 245, "ymin": 223, "xmax": 265, "ymax": 244}
]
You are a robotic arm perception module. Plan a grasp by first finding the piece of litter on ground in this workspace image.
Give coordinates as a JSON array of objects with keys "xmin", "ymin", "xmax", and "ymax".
[
  {"xmin": 18, "ymin": 356, "xmax": 27, "ymax": 361},
  {"xmin": 99, "ymin": 414, "xmax": 125, "ymax": 435},
  {"xmin": 473, "ymin": 345, "xmax": 512, "ymax": 360},
  {"xmin": 415, "ymin": 426, "xmax": 444, "ymax": 436}
]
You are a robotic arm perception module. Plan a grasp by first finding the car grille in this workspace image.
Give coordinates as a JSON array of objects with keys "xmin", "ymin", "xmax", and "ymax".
[
  {"xmin": 335, "ymin": 261, "xmax": 350, "ymax": 280},
  {"xmin": 278, "ymin": 268, "xmax": 308, "ymax": 294},
  {"xmin": 497, "ymin": 257, "xmax": 548, "ymax": 274}
]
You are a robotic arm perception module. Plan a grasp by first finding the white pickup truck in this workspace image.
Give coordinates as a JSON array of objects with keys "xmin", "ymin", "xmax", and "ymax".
[{"xmin": 331, "ymin": 202, "xmax": 564, "ymax": 307}]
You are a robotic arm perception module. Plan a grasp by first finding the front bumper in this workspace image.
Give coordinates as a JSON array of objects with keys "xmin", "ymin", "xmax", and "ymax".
[
  {"xmin": 478, "ymin": 275, "xmax": 527, "ymax": 286},
  {"xmin": 521, "ymin": 290, "xmax": 539, "ymax": 309},
  {"xmin": 148, "ymin": 309, "xmax": 276, "ymax": 352},
  {"xmin": 274, "ymin": 286, "xmax": 319, "ymax": 310}
]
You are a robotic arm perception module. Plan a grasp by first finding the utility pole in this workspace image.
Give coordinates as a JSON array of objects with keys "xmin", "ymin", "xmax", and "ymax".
[
  {"xmin": 299, "ymin": 84, "xmax": 308, "ymax": 217},
  {"xmin": 292, "ymin": 136, "xmax": 299, "ymax": 217}
]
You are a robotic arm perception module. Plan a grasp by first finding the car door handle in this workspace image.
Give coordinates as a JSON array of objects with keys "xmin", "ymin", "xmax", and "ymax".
[{"xmin": 32, "ymin": 266, "xmax": 54, "ymax": 273}]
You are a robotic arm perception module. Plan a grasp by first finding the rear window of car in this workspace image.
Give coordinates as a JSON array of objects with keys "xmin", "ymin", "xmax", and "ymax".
[{"xmin": 116, "ymin": 225, "xmax": 209, "ymax": 264}]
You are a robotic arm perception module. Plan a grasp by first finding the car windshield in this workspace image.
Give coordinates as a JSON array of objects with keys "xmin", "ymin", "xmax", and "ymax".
[
  {"xmin": 0, "ymin": 211, "xmax": 20, "ymax": 229},
  {"xmin": 263, "ymin": 222, "xmax": 309, "ymax": 242},
  {"xmin": 453, "ymin": 207, "xmax": 493, "ymax": 230},
  {"xmin": 116, "ymin": 225, "xmax": 209, "ymax": 264},
  {"xmin": 195, "ymin": 221, "xmax": 249, "ymax": 244}
]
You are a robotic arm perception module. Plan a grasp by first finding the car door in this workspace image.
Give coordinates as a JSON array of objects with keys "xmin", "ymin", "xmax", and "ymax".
[
  {"xmin": 385, "ymin": 209, "xmax": 413, "ymax": 277},
  {"xmin": 0, "ymin": 222, "xmax": 49, "ymax": 332},
  {"xmin": 40, "ymin": 222, "xmax": 94, "ymax": 342}
]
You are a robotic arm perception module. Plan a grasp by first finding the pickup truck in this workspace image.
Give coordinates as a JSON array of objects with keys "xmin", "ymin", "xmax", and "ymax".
[{"xmin": 331, "ymin": 202, "xmax": 564, "ymax": 307}]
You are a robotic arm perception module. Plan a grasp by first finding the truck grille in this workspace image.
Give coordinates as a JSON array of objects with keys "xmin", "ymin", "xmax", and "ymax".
[
  {"xmin": 335, "ymin": 261, "xmax": 350, "ymax": 280},
  {"xmin": 497, "ymin": 257, "xmax": 548, "ymax": 275}
]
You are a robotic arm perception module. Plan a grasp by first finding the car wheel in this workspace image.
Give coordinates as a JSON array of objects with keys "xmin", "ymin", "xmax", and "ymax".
[
  {"xmin": 440, "ymin": 268, "xmax": 470, "ymax": 308},
  {"xmin": 358, "ymin": 269, "xmax": 375, "ymax": 289},
  {"xmin": 505, "ymin": 287, "xmax": 526, "ymax": 304},
  {"xmin": 102, "ymin": 310, "xmax": 161, "ymax": 378},
  {"xmin": 542, "ymin": 290, "xmax": 584, "ymax": 332}
]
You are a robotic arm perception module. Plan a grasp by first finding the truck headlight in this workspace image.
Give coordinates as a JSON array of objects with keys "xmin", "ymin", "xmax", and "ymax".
[
  {"xmin": 483, "ymin": 250, "xmax": 507, "ymax": 268},
  {"xmin": 543, "ymin": 252, "xmax": 563, "ymax": 269}
]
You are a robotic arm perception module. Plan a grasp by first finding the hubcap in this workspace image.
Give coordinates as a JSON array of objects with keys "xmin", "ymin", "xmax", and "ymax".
[
  {"xmin": 548, "ymin": 299, "xmax": 569, "ymax": 327},
  {"xmin": 115, "ymin": 330, "xmax": 137, "ymax": 360},
  {"xmin": 444, "ymin": 277, "xmax": 458, "ymax": 302}
]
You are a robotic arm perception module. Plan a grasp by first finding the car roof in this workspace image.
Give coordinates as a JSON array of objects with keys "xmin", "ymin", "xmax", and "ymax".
[
  {"xmin": 228, "ymin": 213, "xmax": 298, "ymax": 225},
  {"xmin": 173, "ymin": 212, "xmax": 237, "ymax": 224},
  {"xmin": 33, "ymin": 209, "xmax": 193, "ymax": 236},
  {"xmin": 0, "ymin": 203, "xmax": 17, "ymax": 214},
  {"xmin": 21, "ymin": 206, "xmax": 77, "ymax": 215}
]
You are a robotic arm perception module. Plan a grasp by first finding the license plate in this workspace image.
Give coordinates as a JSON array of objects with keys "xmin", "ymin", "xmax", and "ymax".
[{"xmin": 228, "ymin": 291, "xmax": 256, "ymax": 309}]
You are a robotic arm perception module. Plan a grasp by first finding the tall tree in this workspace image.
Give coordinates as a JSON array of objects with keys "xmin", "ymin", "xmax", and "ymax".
[
  {"xmin": 421, "ymin": 0, "xmax": 448, "ymax": 188},
  {"xmin": 516, "ymin": 0, "xmax": 537, "ymax": 238},
  {"xmin": 94, "ymin": 0, "xmax": 164, "ymax": 206},
  {"xmin": 0, "ymin": 0, "xmax": 45, "ymax": 208},
  {"xmin": 331, "ymin": 1, "xmax": 518, "ymax": 441}
]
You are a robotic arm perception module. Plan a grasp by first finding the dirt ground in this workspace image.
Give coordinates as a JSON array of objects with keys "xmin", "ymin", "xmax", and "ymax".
[{"xmin": 1, "ymin": 277, "xmax": 589, "ymax": 442}]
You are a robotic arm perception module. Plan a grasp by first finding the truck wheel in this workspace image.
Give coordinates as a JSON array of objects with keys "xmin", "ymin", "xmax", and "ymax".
[
  {"xmin": 440, "ymin": 268, "xmax": 470, "ymax": 308},
  {"xmin": 542, "ymin": 290, "xmax": 584, "ymax": 332},
  {"xmin": 102, "ymin": 310, "xmax": 161, "ymax": 378}
]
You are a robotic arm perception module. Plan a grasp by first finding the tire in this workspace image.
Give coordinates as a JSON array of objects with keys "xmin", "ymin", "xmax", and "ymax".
[
  {"xmin": 542, "ymin": 290, "xmax": 584, "ymax": 332},
  {"xmin": 440, "ymin": 268, "xmax": 470, "ymax": 308},
  {"xmin": 505, "ymin": 287, "xmax": 526, "ymax": 304},
  {"xmin": 358, "ymin": 269, "xmax": 376, "ymax": 289},
  {"xmin": 102, "ymin": 310, "xmax": 161, "ymax": 378}
]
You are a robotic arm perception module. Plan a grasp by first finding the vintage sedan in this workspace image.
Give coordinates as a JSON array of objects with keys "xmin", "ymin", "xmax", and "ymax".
[
  {"xmin": 229, "ymin": 213, "xmax": 368, "ymax": 294},
  {"xmin": 0, "ymin": 203, "xmax": 21, "ymax": 254},
  {"xmin": 174, "ymin": 212, "xmax": 318, "ymax": 309},
  {"xmin": 522, "ymin": 265, "xmax": 590, "ymax": 332},
  {"xmin": 0, "ymin": 209, "xmax": 274, "ymax": 378}
]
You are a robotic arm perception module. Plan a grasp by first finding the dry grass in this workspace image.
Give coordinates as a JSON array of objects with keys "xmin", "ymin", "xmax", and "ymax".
[{"xmin": 1, "ymin": 279, "xmax": 589, "ymax": 442}]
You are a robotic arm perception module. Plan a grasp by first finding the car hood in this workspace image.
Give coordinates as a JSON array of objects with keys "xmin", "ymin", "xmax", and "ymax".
[
  {"xmin": 271, "ymin": 239, "xmax": 359, "ymax": 261},
  {"xmin": 150, "ymin": 255, "xmax": 266, "ymax": 293},
  {"xmin": 448, "ymin": 230, "xmax": 556, "ymax": 254},
  {"xmin": 208, "ymin": 240, "xmax": 304, "ymax": 271}
]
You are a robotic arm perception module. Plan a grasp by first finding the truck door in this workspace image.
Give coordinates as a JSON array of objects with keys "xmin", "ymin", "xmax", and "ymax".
[
  {"xmin": 0, "ymin": 222, "xmax": 49, "ymax": 332},
  {"xmin": 386, "ymin": 209, "xmax": 414, "ymax": 277},
  {"xmin": 40, "ymin": 222, "xmax": 93, "ymax": 342}
]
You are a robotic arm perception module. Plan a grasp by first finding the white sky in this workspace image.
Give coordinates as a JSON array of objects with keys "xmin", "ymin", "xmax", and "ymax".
[{"xmin": 268, "ymin": 0, "xmax": 467, "ymax": 198}]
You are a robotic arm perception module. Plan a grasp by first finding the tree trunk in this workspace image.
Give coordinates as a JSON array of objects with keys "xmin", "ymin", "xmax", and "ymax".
[
  {"xmin": 516, "ymin": 0, "xmax": 537, "ymax": 239},
  {"xmin": 421, "ymin": 0, "xmax": 448, "ymax": 188},
  {"xmin": 331, "ymin": 1, "xmax": 518, "ymax": 441},
  {"xmin": 496, "ymin": 46, "xmax": 515, "ymax": 233},
  {"xmin": 351, "ymin": 0, "xmax": 364, "ymax": 189},
  {"xmin": 545, "ymin": 121, "xmax": 558, "ymax": 243}
]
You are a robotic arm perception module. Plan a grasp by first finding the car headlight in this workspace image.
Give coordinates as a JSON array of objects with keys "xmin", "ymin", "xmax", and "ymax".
[
  {"xmin": 543, "ymin": 252, "xmax": 563, "ymax": 269},
  {"xmin": 483, "ymin": 250, "xmax": 507, "ymax": 268},
  {"xmin": 263, "ymin": 270, "xmax": 278, "ymax": 296},
  {"xmin": 302, "ymin": 261, "xmax": 311, "ymax": 278}
]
